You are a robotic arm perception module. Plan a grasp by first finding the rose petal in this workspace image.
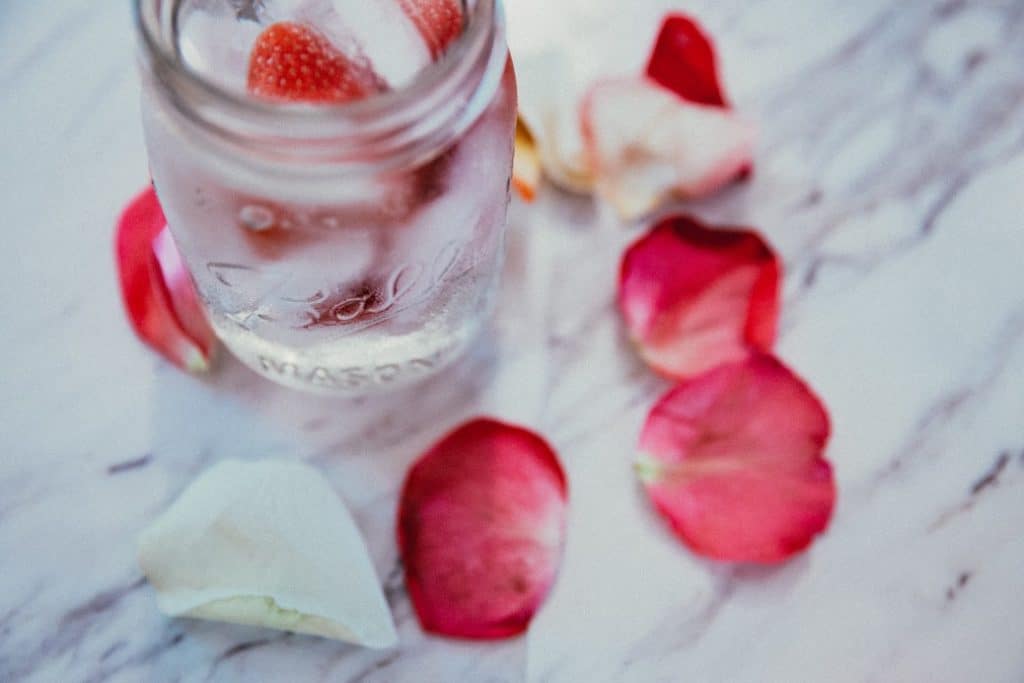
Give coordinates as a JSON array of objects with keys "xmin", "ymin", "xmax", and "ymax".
[
  {"xmin": 646, "ymin": 14, "xmax": 753, "ymax": 181},
  {"xmin": 398, "ymin": 418, "xmax": 568, "ymax": 639},
  {"xmin": 512, "ymin": 116, "xmax": 542, "ymax": 202},
  {"xmin": 115, "ymin": 186, "xmax": 216, "ymax": 372},
  {"xmin": 646, "ymin": 13, "xmax": 728, "ymax": 108},
  {"xmin": 618, "ymin": 215, "xmax": 780, "ymax": 380},
  {"xmin": 514, "ymin": 50, "xmax": 595, "ymax": 194},
  {"xmin": 636, "ymin": 355, "xmax": 835, "ymax": 564},
  {"xmin": 139, "ymin": 460, "xmax": 398, "ymax": 648},
  {"xmin": 581, "ymin": 78, "xmax": 755, "ymax": 219},
  {"xmin": 151, "ymin": 226, "xmax": 215, "ymax": 356}
]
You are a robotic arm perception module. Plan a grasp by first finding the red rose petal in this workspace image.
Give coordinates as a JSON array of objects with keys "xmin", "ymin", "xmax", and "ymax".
[
  {"xmin": 645, "ymin": 13, "xmax": 753, "ymax": 179},
  {"xmin": 115, "ymin": 187, "xmax": 216, "ymax": 372},
  {"xmin": 398, "ymin": 418, "xmax": 568, "ymax": 639},
  {"xmin": 637, "ymin": 355, "xmax": 835, "ymax": 564},
  {"xmin": 618, "ymin": 215, "xmax": 780, "ymax": 380},
  {"xmin": 646, "ymin": 14, "xmax": 727, "ymax": 108}
]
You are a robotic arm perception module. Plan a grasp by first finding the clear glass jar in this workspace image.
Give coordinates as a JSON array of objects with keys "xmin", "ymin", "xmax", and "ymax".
[{"xmin": 133, "ymin": 0, "xmax": 516, "ymax": 394}]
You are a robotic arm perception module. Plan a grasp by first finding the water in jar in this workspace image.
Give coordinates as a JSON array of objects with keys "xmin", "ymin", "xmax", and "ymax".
[{"xmin": 142, "ymin": 0, "xmax": 516, "ymax": 393}]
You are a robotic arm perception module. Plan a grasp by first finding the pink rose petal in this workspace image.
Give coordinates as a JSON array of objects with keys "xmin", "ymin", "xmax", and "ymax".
[
  {"xmin": 618, "ymin": 215, "xmax": 780, "ymax": 380},
  {"xmin": 637, "ymin": 355, "xmax": 835, "ymax": 564},
  {"xmin": 580, "ymin": 78, "xmax": 755, "ymax": 219},
  {"xmin": 398, "ymin": 418, "xmax": 568, "ymax": 639},
  {"xmin": 115, "ymin": 186, "xmax": 216, "ymax": 372}
]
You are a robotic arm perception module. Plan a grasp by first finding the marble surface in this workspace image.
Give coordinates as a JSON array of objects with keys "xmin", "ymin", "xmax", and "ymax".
[{"xmin": 2, "ymin": 0, "xmax": 1024, "ymax": 681}]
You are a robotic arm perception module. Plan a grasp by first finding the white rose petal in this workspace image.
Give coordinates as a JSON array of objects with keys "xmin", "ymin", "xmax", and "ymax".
[
  {"xmin": 514, "ymin": 50, "xmax": 595, "ymax": 193},
  {"xmin": 581, "ymin": 78, "xmax": 755, "ymax": 219},
  {"xmin": 138, "ymin": 460, "xmax": 398, "ymax": 649}
]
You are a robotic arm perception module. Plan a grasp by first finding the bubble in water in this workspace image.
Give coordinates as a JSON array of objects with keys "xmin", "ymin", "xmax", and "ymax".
[
  {"xmin": 239, "ymin": 204, "xmax": 277, "ymax": 231},
  {"xmin": 318, "ymin": 214, "xmax": 341, "ymax": 230}
]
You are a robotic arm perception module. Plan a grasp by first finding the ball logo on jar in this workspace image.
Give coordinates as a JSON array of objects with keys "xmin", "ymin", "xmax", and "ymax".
[{"xmin": 207, "ymin": 239, "xmax": 468, "ymax": 337}]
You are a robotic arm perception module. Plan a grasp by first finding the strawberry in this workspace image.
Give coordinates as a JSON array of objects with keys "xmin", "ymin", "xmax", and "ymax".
[
  {"xmin": 398, "ymin": 0, "xmax": 464, "ymax": 59},
  {"xmin": 247, "ymin": 22, "xmax": 374, "ymax": 103}
]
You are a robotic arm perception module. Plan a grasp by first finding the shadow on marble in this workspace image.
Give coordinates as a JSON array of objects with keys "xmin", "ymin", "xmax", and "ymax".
[
  {"xmin": 145, "ymin": 321, "xmax": 497, "ymax": 476},
  {"xmin": 142, "ymin": 216, "xmax": 553, "ymax": 472}
]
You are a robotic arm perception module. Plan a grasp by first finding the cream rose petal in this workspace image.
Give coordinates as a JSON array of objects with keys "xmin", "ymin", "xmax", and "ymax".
[
  {"xmin": 514, "ymin": 50, "xmax": 595, "ymax": 193},
  {"xmin": 138, "ymin": 460, "xmax": 398, "ymax": 649},
  {"xmin": 581, "ymin": 78, "xmax": 756, "ymax": 219}
]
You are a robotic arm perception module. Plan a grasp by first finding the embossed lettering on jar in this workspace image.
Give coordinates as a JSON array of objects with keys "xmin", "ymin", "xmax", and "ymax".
[{"xmin": 134, "ymin": 0, "xmax": 516, "ymax": 393}]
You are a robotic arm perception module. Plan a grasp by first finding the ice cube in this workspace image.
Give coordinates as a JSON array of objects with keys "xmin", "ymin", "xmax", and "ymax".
[
  {"xmin": 321, "ymin": 0, "xmax": 431, "ymax": 88},
  {"xmin": 178, "ymin": 1, "xmax": 265, "ymax": 91}
]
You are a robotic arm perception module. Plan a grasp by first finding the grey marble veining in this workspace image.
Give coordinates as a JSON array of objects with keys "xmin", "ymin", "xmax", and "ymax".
[{"xmin": 2, "ymin": 0, "xmax": 1024, "ymax": 681}]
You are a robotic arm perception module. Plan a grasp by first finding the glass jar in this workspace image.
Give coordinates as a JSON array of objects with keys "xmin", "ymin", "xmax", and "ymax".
[{"xmin": 133, "ymin": 0, "xmax": 516, "ymax": 394}]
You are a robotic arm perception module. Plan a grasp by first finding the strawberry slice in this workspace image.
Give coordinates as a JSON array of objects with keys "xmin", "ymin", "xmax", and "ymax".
[
  {"xmin": 247, "ymin": 22, "xmax": 375, "ymax": 103},
  {"xmin": 398, "ymin": 418, "xmax": 568, "ymax": 639},
  {"xmin": 398, "ymin": 0, "xmax": 464, "ymax": 59},
  {"xmin": 580, "ymin": 78, "xmax": 755, "ymax": 219},
  {"xmin": 115, "ymin": 186, "xmax": 216, "ymax": 372},
  {"xmin": 646, "ymin": 14, "xmax": 728, "ymax": 108},
  {"xmin": 637, "ymin": 355, "xmax": 835, "ymax": 564},
  {"xmin": 618, "ymin": 215, "xmax": 779, "ymax": 380}
]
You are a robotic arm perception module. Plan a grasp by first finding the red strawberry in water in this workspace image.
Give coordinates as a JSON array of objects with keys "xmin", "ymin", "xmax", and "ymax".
[
  {"xmin": 399, "ymin": 0, "xmax": 464, "ymax": 59},
  {"xmin": 618, "ymin": 215, "xmax": 780, "ymax": 380},
  {"xmin": 637, "ymin": 355, "xmax": 835, "ymax": 564},
  {"xmin": 115, "ymin": 187, "xmax": 216, "ymax": 372},
  {"xmin": 247, "ymin": 22, "xmax": 375, "ymax": 103},
  {"xmin": 398, "ymin": 418, "xmax": 568, "ymax": 639}
]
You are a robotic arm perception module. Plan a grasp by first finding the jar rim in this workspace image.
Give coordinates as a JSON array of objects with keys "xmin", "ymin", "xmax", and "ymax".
[{"xmin": 133, "ymin": 0, "xmax": 504, "ymax": 166}]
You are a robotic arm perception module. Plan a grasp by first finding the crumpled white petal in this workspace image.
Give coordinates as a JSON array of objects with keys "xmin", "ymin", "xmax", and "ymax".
[
  {"xmin": 581, "ymin": 78, "xmax": 755, "ymax": 219},
  {"xmin": 507, "ymin": 0, "xmax": 632, "ymax": 194},
  {"xmin": 514, "ymin": 49, "xmax": 595, "ymax": 193},
  {"xmin": 507, "ymin": 0, "xmax": 702, "ymax": 197},
  {"xmin": 138, "ymin": 460, "xmax": 398, "ymax": 649}
]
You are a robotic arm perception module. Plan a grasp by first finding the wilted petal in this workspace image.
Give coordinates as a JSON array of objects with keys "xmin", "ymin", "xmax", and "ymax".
[
  {"xmin": 581, "ymin": 78, "xmax": 755, "ymax": 219},
  {"xmin": 515, "ymin": 50, "xmax": 596, "ymax": 194}
]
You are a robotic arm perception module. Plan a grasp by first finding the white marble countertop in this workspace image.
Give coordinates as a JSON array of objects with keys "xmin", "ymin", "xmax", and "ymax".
[{"xmin": 3, "ymin": 0, "xmax": 1024, "ymax": 681}]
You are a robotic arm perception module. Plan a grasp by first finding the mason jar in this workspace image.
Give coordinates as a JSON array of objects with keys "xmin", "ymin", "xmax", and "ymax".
[{"xmin": 133, "ymin": 0, "xmax": 516, "ymax": 394}]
